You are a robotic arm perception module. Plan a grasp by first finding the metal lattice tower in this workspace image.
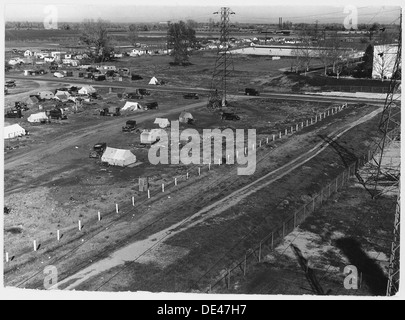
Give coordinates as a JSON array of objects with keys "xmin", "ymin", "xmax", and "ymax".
[
  {"xmin": 355, "ymin": 13, "xmax": 401, "ymax": 296},
  {"xmin": 387, "ymin": 183, "xmax": 400, "ymax": 296},
  {"xmin": 356, "ymin": 14, "xmax": 401, "ymax": 199},
  {"xmin": 207, "ymin": 7, "xmax": 235, "ymax": 111}
]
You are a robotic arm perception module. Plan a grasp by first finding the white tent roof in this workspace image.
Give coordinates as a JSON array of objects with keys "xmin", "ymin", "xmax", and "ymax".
[
  {"xmin": 101, "ymin": 147, "xmax": 136, "ymax": 167},
  {"xmin": 78, "ymin": 85, "xmax": 96, "ymax": 94},
  {"xmin": 27, "ymin": 112, "xmax": 48, "ymax": 122},
  {"xmin": 148, "ymin": 76, "xmax": 159, "ymax": 85},
  {"xmin": 4, "ymin": 124, "xmax": 26, "ymax": 139},
  {"xmin": 179, "ymin": 111, "xmax": 193, "ymax": 120},
  {"xmin": 154, "ymin": 118, "xmax": 170, "ymax": 128},
  {"xmin": 122, "ymin": 101, "xmax": 142, "ymax": 111}
]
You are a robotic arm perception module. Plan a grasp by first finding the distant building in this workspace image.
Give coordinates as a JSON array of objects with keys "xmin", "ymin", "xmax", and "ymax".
[{"xmin": 372, "ymin": 44, "xmax": 399, "ymax": 80}]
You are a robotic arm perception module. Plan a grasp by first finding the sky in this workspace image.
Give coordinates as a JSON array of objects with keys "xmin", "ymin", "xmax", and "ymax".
[{"xmin": 3, "ymin": 0, "xmax": 402, "ymax": 24}]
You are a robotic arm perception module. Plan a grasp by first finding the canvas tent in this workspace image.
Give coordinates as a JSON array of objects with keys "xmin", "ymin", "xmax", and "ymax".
[
  {"xmin": 140, "ymin": 129, "xmax": 162, "ymax": 144},
  {"xmin": 55, "ymin": 91, "xmax": 71, "ymax": 101},
  {"xmin": 101, "ymin": 147, "xmax": 136, "ymax": 167},
  {"xmin": 27, "ymin": 112, "xmax": 48, "ymax": 123},
  {"xmin": 4, "ymin": 124, "xmax": 26, "ymax": 139},
  {"xmin": 148, "ymin": 76, "xmax": 160, "ymax": 85},
  {"xmin": 37, "ymin": 91, "xmax": 54, "ymax": 100},
  {"xmin": 179, "ymin": 111, "xmax": 194, "ymax": 123},
  {"xmin": 78, "ymin": 85, "xmax": 96, "ymax": 95},
  {"xmin": 154, "ymin": 118, "xmax": 170, "ymax": 128},
  {"xmin": 26, "ymin": 95, "xmax": 40, "ymax": 105},
  {"xmin": 122, "ymin": 101, "xmax": 143, "ymax": 111}
]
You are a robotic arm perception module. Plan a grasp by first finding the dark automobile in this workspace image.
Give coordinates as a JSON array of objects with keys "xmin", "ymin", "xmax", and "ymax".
[
  {"xmin": 221, "ymin": 112, "xmax": 240, "ymax": 121},
  {"xmin": 183, "ymin": 93, "xmax": 199, "ymax": 99},
  {"xmin": 138, "ymin": 88, "xmax": 151, "ymax": 96},
  {"xmin": 122, "ymin": 120, "xmax": 137, "ymax": 132},
  {"xmin": 145, "ymin": 101, "xmax": 158, "ymax": 110},
  {"xmin": 131, "ymin": 74, "xmax": 143, "ymax": 80},
  {"xmin": 245, "ymin": 88, "xmax": 260, "ymax": 96},
  {"xmin": 125, "ymin": 92, "xmax": 143, "ymax": 99}
]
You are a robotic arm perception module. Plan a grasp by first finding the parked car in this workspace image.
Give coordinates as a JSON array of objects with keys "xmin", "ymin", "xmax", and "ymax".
[
  {"xmin": 122, "ymin": 120, "xmax": 137, "ymax": 132},
  {"xmin": 5, "ymin": 80, "xmax": 16, "ymax": 88},
  {"xmin": 183, "ymin": 93, "xmax": 199, "ymax": 99},
  {"xmin": 138, "ymin": 88, "xmax": 151, "ymax": 96},
  {"xmin": 245, "ymin": 88, "xmax": 260, "ymax": 96},
  {"xmin": 145, "ymin": 101, "xmax": 159, "ymax": 110},
  {"xmin": 221, "ymin": 112, "xmax": 240, "ymax": 121}
]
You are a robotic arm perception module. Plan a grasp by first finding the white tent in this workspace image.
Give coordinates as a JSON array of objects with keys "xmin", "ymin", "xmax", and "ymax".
[
  {"xmin": 140, "ymin": 129, "xmax": 162, "ymax": 144},
  {"xmin": 37, "ymin": 91, "xmax": 54, "ymax": 100},
  {"xmin": 179, "ymin": 111, "xmax": 194, "ymax": 123},
  {"xmin": 27, "ymin": 112, "xmax": 48, "ymax": 123},
  {"xmin": 148, "ymin": 76, "xmax": 159, "ymax": 85},
  {"xmin": 154, "ymin": 118, "xmax": 170, "ymax": 128},
  {"xmin": 4, "ymin": 124, "xmax": 26, "ymax": 139},
  {"xmin": 78, "ymin": 85, "xmax": 96, "ymax": 95},
  {"xmin": 54, "ymin": 91, "xmax": 71, "ymax": 101},
  {"xmin": 101, "ymin": 147, "xmax": 136, "ymax": 167},
  {"xmin": 122, "ymin": 101, "xmax": 143, "ymax": 111}
]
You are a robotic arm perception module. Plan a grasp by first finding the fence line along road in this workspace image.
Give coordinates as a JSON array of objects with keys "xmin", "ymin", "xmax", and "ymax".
[{"xmin": 201, "ymin": 144, "xmax": 380, "ymax": 294}]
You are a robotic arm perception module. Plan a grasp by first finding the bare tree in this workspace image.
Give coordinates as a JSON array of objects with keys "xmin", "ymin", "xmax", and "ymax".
[
  {"xmin": 167, "ymin": 21, "xmax": 197, "ymax": 65},
  {"xmin": 127, "ymin": 30, "xmax": 139, "ymax": 47},
  {"xmin": 372, "ymin": 44, "xmax": 397, "ymax": 81},
  {"xmin": 294, "ymin": 35, "xmax": 314, "ymax": 75},
  {"xmin": 80, "ymin": 19, "xmax": 112, "ymax": 62}
]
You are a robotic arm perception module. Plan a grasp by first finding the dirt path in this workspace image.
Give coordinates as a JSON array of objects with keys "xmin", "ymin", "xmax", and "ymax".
[{"xmin": 49, "ymin": 107, "xmax": 382, "ymax": 290}]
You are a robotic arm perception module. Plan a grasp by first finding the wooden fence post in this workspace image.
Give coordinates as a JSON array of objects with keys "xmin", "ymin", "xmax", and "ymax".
[{"xmin": 259, "ymin": 242, "xmax": 262, "ymax": 262}]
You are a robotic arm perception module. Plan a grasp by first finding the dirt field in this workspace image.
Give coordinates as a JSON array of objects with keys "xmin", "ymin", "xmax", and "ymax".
[
  {"xmin": 4, "ymin": 39, "xmax": 395, "ymax": 295},
  {"xmin": 223, "ymin": 180, "xmax": 396, "ymax": 296},
  {"xmin": 3, "ymin": 94, "xmax": 385, "ymax": 293}
]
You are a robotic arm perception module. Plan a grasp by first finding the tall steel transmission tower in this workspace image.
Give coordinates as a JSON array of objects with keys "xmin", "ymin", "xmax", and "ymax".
[
  {"xmin": 355, "ymin": 13, "xmax": 401, "ymax": 296},
  {"xmin": 207, "ymin": 7, "xmax": 235, "ymax": 111}
]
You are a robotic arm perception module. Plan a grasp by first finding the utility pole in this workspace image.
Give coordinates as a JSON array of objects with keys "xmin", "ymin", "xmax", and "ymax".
[{"xmin": 207, "ymin": 7, "xmax": 235, "ymax": 111}]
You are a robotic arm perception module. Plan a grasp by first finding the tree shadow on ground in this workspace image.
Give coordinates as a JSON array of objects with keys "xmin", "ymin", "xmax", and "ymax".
[{"xmin": 335, "ymin": 237, "xmax": 388, "ymax": 296}]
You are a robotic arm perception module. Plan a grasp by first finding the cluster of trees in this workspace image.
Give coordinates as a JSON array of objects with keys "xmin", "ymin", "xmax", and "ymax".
[
  {"xmin": 80, "ymin": 19, "xmax": 199, "ymax": 65},
  {"xmin": 167, "ymin": 21, "xmax": 198, "ymax": 65}
]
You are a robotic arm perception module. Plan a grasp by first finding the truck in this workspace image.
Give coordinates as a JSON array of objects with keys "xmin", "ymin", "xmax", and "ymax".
[
  {"xmin": 46, "ymin": 108, "xmax": 67, "ymax": 120},
  {"xmin": 100, "ymin": 107, "xmax": 121, "ymax": 116},
  {"xmin": 122, "ymin": 120, "xmax": 137, "ymax": 132},
  {"xmin": 89, "ymin": 142, "xmax": 107, "ymax": 158},
  {"xmin": 5, "ymin": 109, "xmax": 23, "ymax": 118}
]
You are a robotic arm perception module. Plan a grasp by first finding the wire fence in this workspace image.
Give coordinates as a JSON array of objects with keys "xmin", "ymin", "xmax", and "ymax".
[
  {"xmin": 322, "ymin": 85, "xmax": 390, "ymax": 94},
  {"xmin": 203, "ymin": 147, "xmax": 379, "ymax": 293}
]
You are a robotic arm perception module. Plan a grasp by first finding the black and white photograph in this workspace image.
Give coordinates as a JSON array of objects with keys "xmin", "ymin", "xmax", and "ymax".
[{"xmin": 1, "ymin": 0, "xmax": 403, "ymax": 302}]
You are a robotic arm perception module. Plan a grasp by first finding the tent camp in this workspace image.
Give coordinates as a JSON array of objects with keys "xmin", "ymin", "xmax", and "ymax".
[
  {"xmin": 101, "ymin": 147, "xmax": 136, "ymax": 167},
  {"xmin": 140, "ymin": 129, "xmax": 162, "ymax": 144},
  {"xmin": 27, "ymin": 112, "xmax": 48, "ymax": 123},
  {"xmin": 179, "ymin": 111, "xmax": 194, "ymax": 123},
  {"xmin": 78, "ymin": 85, "xmax": 96, "ymax": 95},
  {"xmin": 148, "ymin": 76, "xmax": 160, "ymax": 85},
  {"xmin": 122, "ymin": 101, "xmax": 143, "ymax": 111},
  {"xmin": 4, "ymin": 124, "xmax": 26, "ymax": 139},
  {"xmin": 154, "ymin": 118, "xmax": 170, "ymax": 128}
]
